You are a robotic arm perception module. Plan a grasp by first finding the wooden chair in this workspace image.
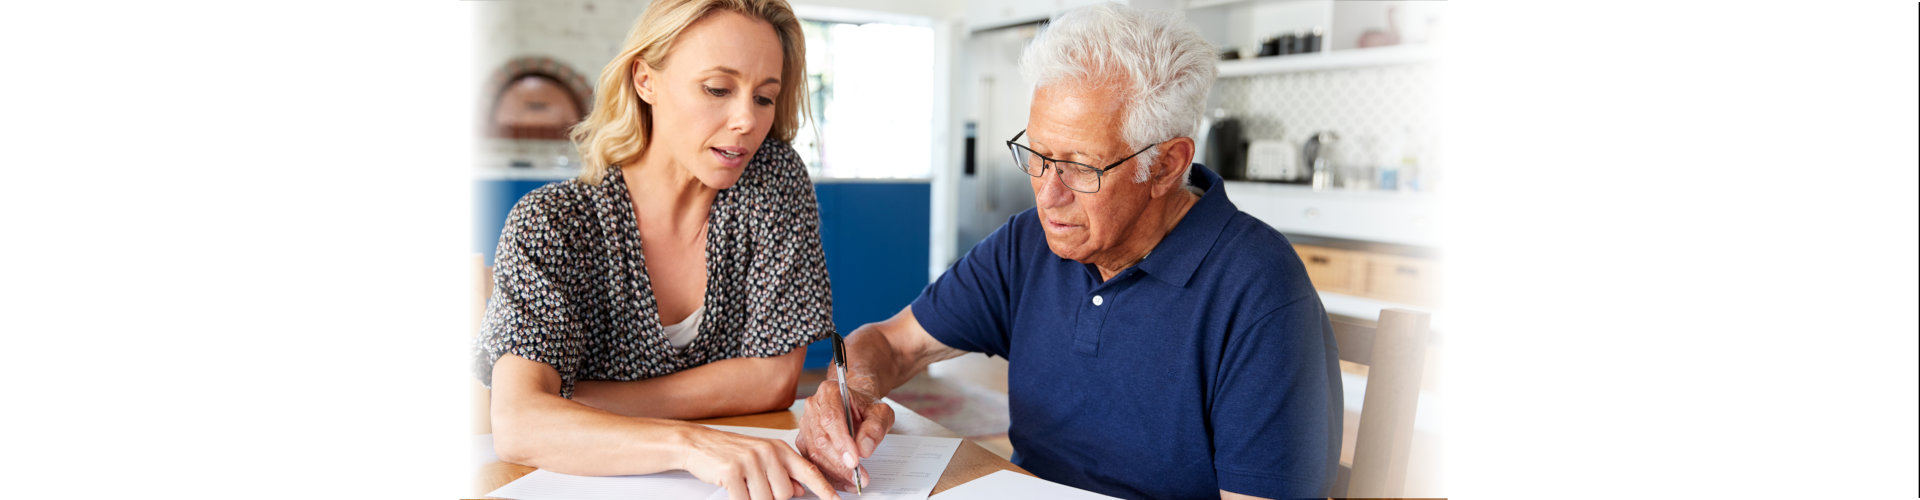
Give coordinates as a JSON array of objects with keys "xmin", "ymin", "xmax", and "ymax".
[{"xmin": 1330, "ymin": 308, "xmax": 1432, "ymax": 498}]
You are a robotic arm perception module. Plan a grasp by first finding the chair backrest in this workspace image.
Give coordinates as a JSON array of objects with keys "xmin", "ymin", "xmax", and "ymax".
[{"xmin": 1330, "ymin": 308, "xmax": 1432, "ymax": 498}]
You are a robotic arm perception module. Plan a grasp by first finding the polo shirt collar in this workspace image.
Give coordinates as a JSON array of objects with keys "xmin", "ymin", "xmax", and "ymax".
[{"xmin": 1131, "ymin": 164, "xmax": 1234, "ymax": 288}]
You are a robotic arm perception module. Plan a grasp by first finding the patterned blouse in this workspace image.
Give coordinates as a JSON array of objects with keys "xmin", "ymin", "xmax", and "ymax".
[{"xmin": 473, "ymin": 139, "xmax": 835, "ymax": 398}]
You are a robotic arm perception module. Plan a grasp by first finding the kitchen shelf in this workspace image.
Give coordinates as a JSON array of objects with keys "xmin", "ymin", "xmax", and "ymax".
[
  {"xmin": 1185, "ymin": 0, "xmax": 1252, "ymax": 8},
  {"xmin": 1185, "ymin": 0, "xmax": 1331, "ymax": 9},
  {"xmin": 1216, "ymin": 44, "xmax": 1436, "ymax": 77}
]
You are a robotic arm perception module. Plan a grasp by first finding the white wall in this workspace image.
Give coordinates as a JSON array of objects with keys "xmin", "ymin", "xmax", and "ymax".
[
  {"xmin": 1331, "ymin": 0, "xmax": 1442, "ymax": 51},
  {"xmin": 474, "ymin": 0, "xmax": 650, "ymax": 94},
  {"xmin": 793, "ymin": 0, "xmax": 963, "ymax": 21}
]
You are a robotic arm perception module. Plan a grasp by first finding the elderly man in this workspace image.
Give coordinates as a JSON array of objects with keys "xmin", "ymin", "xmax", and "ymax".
[{"xmin": 797, "ymin": 4, "xmax": 1342, "ymax": 499}]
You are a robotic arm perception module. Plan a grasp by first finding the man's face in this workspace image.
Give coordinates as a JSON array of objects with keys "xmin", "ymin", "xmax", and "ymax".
[{"xmin": 1024, "ymin": 83, "xmax": 1155, "ymax": 265}]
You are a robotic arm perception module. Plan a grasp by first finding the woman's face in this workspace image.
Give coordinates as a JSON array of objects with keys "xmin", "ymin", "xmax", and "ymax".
[{"xmin": 633, "ymin": 10, "xmax": 783, "ymax": 190}]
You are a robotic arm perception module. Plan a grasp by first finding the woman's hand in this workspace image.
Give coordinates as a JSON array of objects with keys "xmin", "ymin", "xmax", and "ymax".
[{"xmin": 680, "ymin": 426, "xmax": 840, "ymax": 500}]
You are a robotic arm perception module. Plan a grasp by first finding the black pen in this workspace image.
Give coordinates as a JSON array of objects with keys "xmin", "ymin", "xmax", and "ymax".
[{"xmin": 830, "ymin": 332, "xmax": 866, "ymax": 494}]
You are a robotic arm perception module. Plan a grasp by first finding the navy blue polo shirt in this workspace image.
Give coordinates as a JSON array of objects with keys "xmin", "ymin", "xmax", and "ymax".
[{"xmin": 911, "ymin": 164, "xmax": 1342, "ymax": 499}]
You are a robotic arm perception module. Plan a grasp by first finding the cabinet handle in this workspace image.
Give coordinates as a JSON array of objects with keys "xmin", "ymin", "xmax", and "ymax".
[
  {"xmin": 1310, "ymin": 256, "xmax": 1329, "ymax": 265},
  {"xmin": 1396, "ymin": 265, "xmax": 1418, "ymax": 276}
]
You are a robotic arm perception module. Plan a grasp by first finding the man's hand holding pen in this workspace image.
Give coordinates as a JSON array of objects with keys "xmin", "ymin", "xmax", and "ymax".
[{"xmin": 798, "ymin": 374, "xmax": 896, "ymax": 492}]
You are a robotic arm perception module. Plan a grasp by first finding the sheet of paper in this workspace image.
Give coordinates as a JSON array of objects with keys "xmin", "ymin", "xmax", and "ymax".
[
  {"xmin": 489, "ymin": 469, "xmax": 719, "ymax": 500},
  {"xmin": 484, "ymin": 426, "xmax": 961, "ymax": 500},
  {"xmin": 788, "ymin": 434, "xmax": 962, "ymax": 500},
  {"xmin": 929, "ymin": 470, "xmax": 1118, "ymax": 500},
  {"xmin": 485, "ymin": 426, "xmax": 785, "ymax": 500}
]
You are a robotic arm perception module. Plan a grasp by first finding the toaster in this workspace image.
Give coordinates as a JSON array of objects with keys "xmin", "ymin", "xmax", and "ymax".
[{"xmin": 1244, "ymin": 139, "xmax": 1300, "ymax": 181}]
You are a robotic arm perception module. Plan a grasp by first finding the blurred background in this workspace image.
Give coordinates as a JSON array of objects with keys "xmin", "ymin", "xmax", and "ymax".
[
  {"xmin": 471, "ymin": 0, "xmax": 1447, "ymax": 495},
  {"xmin": 4, "ymin": 1, "xmax": 1913, "ymax": 498}
]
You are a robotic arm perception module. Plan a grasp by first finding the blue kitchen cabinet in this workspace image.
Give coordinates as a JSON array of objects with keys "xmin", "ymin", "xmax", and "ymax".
[
  {"xmin": 807, "ymin": 180, "xmax": 932, "ymax": 369},
  {"xmin": 474, "ymin": 178, "xmax": 562, "ymax": 267}
]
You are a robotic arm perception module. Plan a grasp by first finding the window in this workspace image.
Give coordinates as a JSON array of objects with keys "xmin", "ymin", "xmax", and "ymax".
[{"xmin": 794, "ymin": 19, "xmax": 935, "ymax": 179}]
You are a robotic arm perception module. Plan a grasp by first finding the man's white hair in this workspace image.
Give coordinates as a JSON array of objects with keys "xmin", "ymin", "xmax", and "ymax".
[{"xmin": 1019, "ymin": 3, "xmax": 1216, "ymax": 184}]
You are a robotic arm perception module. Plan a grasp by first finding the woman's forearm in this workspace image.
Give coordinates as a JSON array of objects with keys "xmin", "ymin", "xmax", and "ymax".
[
  {"xmin": 492, "ymin": 388, "xmax": 698, "ymax": 475},
  {"xmin": 489, "ymin": 354, "xmax": 698, "ymax": 476},
  {"xmin": 571, "ymin": 348, "xmax": 805, "ymax": 419}
]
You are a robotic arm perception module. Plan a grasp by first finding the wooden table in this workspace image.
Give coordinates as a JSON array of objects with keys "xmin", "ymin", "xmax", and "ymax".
[{"xmin": 473, "ymin": 399, "xmax": 1030, "ymax": 498}]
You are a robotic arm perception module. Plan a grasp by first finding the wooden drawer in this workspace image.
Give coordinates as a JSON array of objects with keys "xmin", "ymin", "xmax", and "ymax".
[
  {"xmin": 1364, "ymin": 253, "xmax": 1438, "ymax": 305},
  {"xmin": 1294, "ymin": 244, "xmax": 1362, "ymax": 294}
]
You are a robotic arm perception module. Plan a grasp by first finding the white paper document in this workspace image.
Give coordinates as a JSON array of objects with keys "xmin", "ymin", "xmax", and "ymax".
[
  {"xmin": 485, "ymin": 425, "xmax": 960, "ymax": 500},
  {"xmin": 930, "ymin": 470, "xmax": 1118, "ymax": 500},
  {"xmin": 812, "ymin": 434, "xmax": 961, "ymax": 500}
]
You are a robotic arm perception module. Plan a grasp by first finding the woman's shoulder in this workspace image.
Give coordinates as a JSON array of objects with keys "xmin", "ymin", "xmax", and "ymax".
[{"xmin": 505, "ymin": 178, "xmax": 602, "ymax": 233}]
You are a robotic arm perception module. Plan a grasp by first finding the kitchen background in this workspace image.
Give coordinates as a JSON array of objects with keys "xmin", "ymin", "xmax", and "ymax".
[
  {"xmin": 7, "ymin": 2, "xmax": 1905, "ymax": 498},
  {"xmin": 472, "ymin": 0, "xmax": 1445, "ymax": 495}
]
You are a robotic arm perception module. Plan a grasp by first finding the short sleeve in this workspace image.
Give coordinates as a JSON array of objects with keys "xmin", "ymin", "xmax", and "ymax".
[
  {"xmin": 1210, "ymin": 296, "xmax": 1343, "ymax": 498},
  {"xmin": 909, "ymin": 212, "xmax": 1023, "ymax": 359},
  {"xmin": 473, "ymin": 187, "xmax": 591, "ymax": 398},
  {"xmin": 734, "ymin": 142, "xmax": 836, "ymax": 357}
]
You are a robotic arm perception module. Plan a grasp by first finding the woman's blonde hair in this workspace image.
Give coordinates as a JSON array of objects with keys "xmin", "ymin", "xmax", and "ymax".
[{"xmin": 570, "ymin": 0, "xmax": 808, "ymax": 184}]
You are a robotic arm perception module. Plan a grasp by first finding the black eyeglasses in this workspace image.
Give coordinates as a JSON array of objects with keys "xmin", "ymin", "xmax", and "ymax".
[{"xmin": 1006, "ymin": 129, "xmax": 1155, "ymax": 194}]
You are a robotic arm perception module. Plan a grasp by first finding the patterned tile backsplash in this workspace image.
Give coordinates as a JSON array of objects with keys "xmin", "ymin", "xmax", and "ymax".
[{"xmin": 1209, "ymin": 63, "xmax": 1437, "ymax": 173}]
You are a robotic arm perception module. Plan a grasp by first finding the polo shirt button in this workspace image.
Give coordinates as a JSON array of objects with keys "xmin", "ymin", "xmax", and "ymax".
[{"xmin": 1092, "ymin": 295, "xmax": 1104, "ymax": 306}]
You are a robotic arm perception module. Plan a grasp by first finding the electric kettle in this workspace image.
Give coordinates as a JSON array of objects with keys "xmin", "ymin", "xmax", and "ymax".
[{"xmin": 1302, "ymin": 131, "xmax": 1339, "ymax": 190}]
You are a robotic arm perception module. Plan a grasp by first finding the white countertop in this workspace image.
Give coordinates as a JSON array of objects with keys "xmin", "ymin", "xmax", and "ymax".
[
  {"xmin": 1225, "ymin": 181, "xmax": 1439, "ymax": 248},
  {"xmin": 475, "ymin": 167, "xmax": 579, "ymax": 181}
]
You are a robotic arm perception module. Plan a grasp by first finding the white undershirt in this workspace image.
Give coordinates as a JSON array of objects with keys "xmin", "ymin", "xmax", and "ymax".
[{"xmin": 661, "ymin": 305, "xmax": 705, "ymax": 351}]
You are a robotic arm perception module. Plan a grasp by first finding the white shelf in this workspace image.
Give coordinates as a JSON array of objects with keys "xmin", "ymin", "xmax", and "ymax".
[
  {"xmin": 1185, "ymin": 0, "xmax": 1251, "ymax": 8},
  {"xmin": 1184, "ymin": 0, "xmax": 1329, "ymax": 9},
  {"xmin": 1216, "ymin": 44, "xmax": 1436, "ymax": 77}
]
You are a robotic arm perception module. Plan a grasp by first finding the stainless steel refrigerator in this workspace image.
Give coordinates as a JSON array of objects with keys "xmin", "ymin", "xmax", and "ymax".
[{"xmin": 953, "ymin": 23, "xmax": 1041, "ymax": 260}]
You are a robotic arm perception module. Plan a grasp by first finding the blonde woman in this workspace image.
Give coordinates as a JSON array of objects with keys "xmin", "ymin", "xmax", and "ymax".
[{"xmin": 474, "ymin": 1, "xmax": 840, "ymax": 498}]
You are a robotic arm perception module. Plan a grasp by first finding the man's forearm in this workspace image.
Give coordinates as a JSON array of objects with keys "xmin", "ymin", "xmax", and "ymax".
[{"xmin": 840, "ymin": 323, "xmax": 919, "ymax": 399}]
